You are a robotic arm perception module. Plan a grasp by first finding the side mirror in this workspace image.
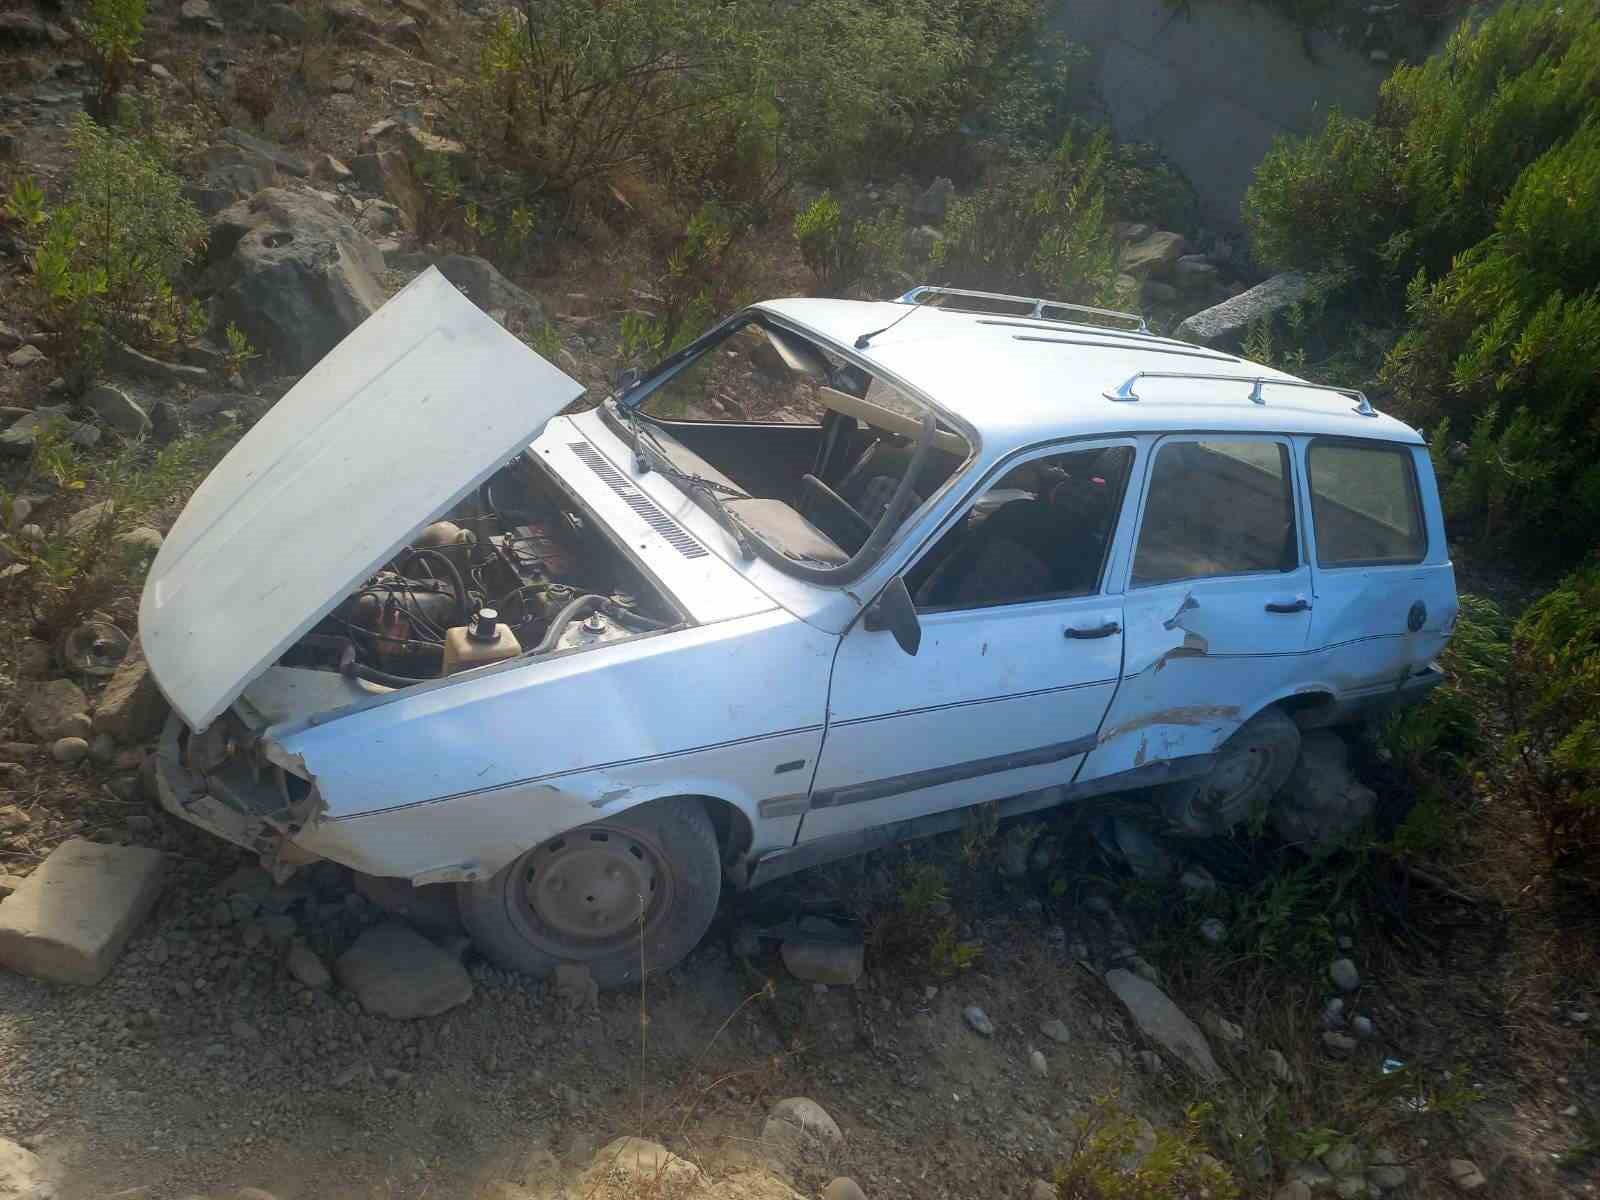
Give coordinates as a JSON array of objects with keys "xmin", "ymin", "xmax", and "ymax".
[
  {"xmin": 612, "ymin": 366, "xmax": 643, "ymax": 395},
  {"xmin": 863, "ymin": 576, "xmax": 921, "ymax": 656}
]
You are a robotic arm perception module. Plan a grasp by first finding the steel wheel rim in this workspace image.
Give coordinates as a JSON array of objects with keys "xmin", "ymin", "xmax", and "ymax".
[
  {"xmin": 512, "ymin": 824, "xmax": 673, "ymax": 953},
  {"xmin": 1199, "ymin": 743, "xmax": 1275, "ymax": 816}
]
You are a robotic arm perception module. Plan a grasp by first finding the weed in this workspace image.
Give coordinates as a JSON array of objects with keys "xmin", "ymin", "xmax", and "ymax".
[
  {"xmin": 793, "ymin": 193, "xmax": 905, "ymax": 296},
  {"xmin": 19, "ymin": 114, "xmax": 207, "ymax": 389},
  {"xmin": 528, "ymin": 322, "xmax": 561, "ymax": 363},
  {"xmin": 85, "ymin": 0, "xmax": 145, "ymax": 119},
  {"xmin": 1052, "ymin": 1098, "xmax": 1240, "ymax": 1200},
  {"xmin": 222, "ymin": 323, "xmax": 258, "ymax": 376}
]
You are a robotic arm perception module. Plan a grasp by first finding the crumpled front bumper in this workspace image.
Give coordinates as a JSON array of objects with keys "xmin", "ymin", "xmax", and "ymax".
[{"xmin": 152, "ymin": 713, "xmax": 323, "ymax": 873}]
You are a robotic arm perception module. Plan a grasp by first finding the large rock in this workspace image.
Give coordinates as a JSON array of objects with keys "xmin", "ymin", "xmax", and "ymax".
[
  {"xmin": 217, "ymin": 127, "xmax": 310, "ymax": 179},
  {"xmin": 1103, "ymin": 967, "xmax": 1220, "ymax": 1080},
  {"xmin": 179, "ymin": 0, "xmax": 223, "ymax": 31},
  {"xmin": 0, "ymin": 839, "xmax": 167, "ymax": 985},
  {"xmin": 351, "ymin": 150, "xmax": 423, "ymax": 227},
  {"xmin": 1120, "ymin": 230, "xmax": 1187, "ymax": 278},
  {"xmin": 0, "ymin": 12, "xmax": 51, "ymax": 42},
  {"xmin": 84, "ymin": 384, "xmax": 151, "ymax": 436},
  {"xmin": 1271, "ymin": 731, "xmax": 1376, "ymax": 857},
  {"xmin": 334, "ymin": 922, "xmax": 472, "ymax": 1018},
  {"xmin": 208, "ymin": 188, "xmax": 386, "ymax": 372},
  {"xmin": 359, "ymin": 116, "xmax": 467, "ymax": 171},
  {"xmin": 22, "ymin": 678, "xmax": 89, "ymax": 741},
  {"xmin": 1177, "ymin": 272, "xmax": 1313, "ymax": 349},
  {"xmin": 431, "ymin": 255, "xmax": 543, "ymax": 322},
  {"xmin": 259, "ymin": 2, "xmax": 308, "ymax": 37},
  {"xmin": 92, "ymin": 639, "xmax": 169, "ymax": 743},
  {"xmin": 1, "ymin": 409, "xmax": 100, "ymax": 457},
  {"xmin": 0, "ymin": 1135, "xmax": 50, "ymax": 1199}
]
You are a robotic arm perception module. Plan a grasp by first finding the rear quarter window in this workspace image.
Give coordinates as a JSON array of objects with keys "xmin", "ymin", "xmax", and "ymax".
[{"xmin": 1307, "ymin": 440, "xmax": 1426, "ymax": 566}]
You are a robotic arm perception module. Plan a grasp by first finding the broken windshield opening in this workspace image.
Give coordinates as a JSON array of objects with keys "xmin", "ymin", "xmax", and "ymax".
[{"xmin": 610, "ymin": 313, "xmax": 971, "ymax": 584}]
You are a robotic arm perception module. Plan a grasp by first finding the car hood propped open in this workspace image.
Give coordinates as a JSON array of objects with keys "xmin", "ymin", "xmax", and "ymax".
[{"xmin": 139, "ymin": 266, "xmax": 584, "ymax": 730}]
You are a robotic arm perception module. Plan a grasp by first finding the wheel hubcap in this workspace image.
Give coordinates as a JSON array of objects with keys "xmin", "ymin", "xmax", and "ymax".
[{"xmin": 520, "ymin": 827, "xmax": 663, "ymax": 945}]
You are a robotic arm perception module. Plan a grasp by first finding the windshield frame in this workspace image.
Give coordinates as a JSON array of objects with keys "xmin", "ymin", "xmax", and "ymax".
[{"xmin": 609, "ymin": 306, "xmax": 978, "ymax": 587}]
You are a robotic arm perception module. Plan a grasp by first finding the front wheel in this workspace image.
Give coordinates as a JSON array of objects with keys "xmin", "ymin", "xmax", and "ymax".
[
  {"xmin": 1154, "ymin": 706, "xmax": 1301, "ymax": 837},
  {"xmin": 458, "ymin": 797, "xmax": 722, "ymax": 988}
]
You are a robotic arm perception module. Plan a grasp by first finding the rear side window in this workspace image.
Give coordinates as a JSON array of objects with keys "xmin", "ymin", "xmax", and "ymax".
[
  {"xmin": 1308, "ymin": 441, "xmax": 1426, "ymax": 566},
  {"xmin": 1132, "ymin": 439, "xmax": 1298, "ymax": 586}
]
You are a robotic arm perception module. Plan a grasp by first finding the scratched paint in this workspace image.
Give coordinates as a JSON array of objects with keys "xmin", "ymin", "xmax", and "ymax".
[{"xmin": 1098, "ymin": 704, "xmax": 1241, "ymax": 744}]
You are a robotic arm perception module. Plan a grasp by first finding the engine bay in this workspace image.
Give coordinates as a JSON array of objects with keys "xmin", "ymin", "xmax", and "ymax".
[{"xmin": 279, "ymin": 454, "xmax": 682, "ymax": 689}]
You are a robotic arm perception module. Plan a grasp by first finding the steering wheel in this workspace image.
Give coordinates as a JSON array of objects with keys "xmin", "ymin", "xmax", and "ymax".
[{"xmin": 798, "ymin": 474, "xmax": 873, "ymax": 553}]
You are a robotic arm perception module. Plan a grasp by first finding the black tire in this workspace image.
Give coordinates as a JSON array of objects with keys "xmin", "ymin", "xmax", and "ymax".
[
  {"xmin": 1154, "ymin": 706, "xmax": 1301, "ymax": 837},
  {"xmin": 457, "ymin": 797, "xmax": 721, "ymax": 989}
]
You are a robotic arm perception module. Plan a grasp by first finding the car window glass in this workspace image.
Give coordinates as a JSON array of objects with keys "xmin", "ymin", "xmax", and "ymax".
[
  {"xmin": 1308, "ymin": 441, "xmax": 1426, "ymax": 566},
  {"xmin": 910, "ymin": 446, "xmax": 1134, "ymax": 610},
  {"xmin": 642, "ymin": 324, "xmax": 826, "ymax": 424},
  {"xmin": 1132, "ymin": 440, "xmax": 1296, "ymax": 586}
]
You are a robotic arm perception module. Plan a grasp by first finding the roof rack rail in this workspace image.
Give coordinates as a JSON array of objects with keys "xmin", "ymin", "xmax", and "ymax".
[
  {"xmin": 897, "ymin": 285, "xmax": 1149, "ymax": 334},
  {"xmin": 1103, "ymin": 371, "xmax": 1377, "ymax": 417}
]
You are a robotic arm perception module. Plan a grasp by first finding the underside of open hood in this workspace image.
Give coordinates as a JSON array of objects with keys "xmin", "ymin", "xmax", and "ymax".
[{"xmin": 139, "ymin": 267, "xmax": 584, "ymax": 730}]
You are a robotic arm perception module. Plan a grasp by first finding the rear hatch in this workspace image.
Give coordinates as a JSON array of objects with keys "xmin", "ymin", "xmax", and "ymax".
[{"xmin": 139, "ymin": 267, "xmax": 585, "ymax": 730}]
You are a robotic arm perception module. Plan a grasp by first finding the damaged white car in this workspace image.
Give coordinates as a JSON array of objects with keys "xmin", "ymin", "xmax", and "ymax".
[{"xmin": 144, "ymin": 269, "xmax": 1457, "ymax": 986}]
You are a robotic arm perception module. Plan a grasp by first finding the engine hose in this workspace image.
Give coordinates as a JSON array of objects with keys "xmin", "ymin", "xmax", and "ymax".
[
  {"xmin": 526, "ymin": 593, "xmax": 607, "ymax": 656},
  {"xmin": 334, "ymin": 642, "xmax": 434, "ymax": 689},
  {"xmin": 602, "ymin": 600, "xmax": 669, "ymax": 630},
  {"xmin": 398, "ymin": 546, "xmax": 470, "ymax": 624}
]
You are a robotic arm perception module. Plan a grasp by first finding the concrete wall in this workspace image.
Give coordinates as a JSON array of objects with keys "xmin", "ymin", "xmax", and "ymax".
[{"xmin": 1051, "ymin": 0, "xmax": 1389, "ymax": 230}]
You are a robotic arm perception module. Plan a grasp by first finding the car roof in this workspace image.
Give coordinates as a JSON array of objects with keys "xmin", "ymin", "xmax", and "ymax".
[{"xmin": 754, "ymin": 296, "xmax": 1425, "ymax": 455}]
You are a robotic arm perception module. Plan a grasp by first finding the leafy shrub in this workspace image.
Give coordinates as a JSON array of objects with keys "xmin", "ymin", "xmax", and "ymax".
[
  {"xmin": 455, "ymin": 0, "xmax": 1052, "ymax": 213},
  {"xmin": 1243, "ymin": 0, "xmax": 1600, "ymax": 565},
  {"xmin": 85, "ymin": 0, "xmax": 145, "ymax": 118},
  {"xmin": 1507, "ymin": 566, "xmax": 1600, "ymax": 895},
  {"xmin": 1243, "ymin": 110, "xmax": 1406, "ymax": 282},
  {"xmin": 793, "ymin": 193, "xmax": 905, "ymax": 296},
  {"xmin": 931, "ymin": 129, "xmax": 1118, "ymax": 305},
  {"xmin": 12, "ymin": 115, "xmax": 207, "ymax": 387},
  {"xmin": 863, "ymin": 862, "xmax": 980, "ymax": 980},
  {"xmin": 1053, "ymin": 1099, "xmax": 1239, "ymax": 1200}
]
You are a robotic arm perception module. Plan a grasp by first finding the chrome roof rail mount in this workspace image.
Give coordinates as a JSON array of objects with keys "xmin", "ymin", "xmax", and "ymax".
[
  {"xmin": 897, "ymin": 285, "xmax": 1149, "ymax": 334},
  {"xmin": 1103, "ymin": 370, "xmax": 1377, "ymax": 417}
]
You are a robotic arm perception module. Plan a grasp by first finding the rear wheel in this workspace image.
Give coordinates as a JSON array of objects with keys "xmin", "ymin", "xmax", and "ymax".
[
  {"xmin": 1154, "ymin": 707, "xmax": 1301, "ymax": 837},
  {"xmin": 458, "ymin": 797, "xmax": 721, "ymax": 988}
]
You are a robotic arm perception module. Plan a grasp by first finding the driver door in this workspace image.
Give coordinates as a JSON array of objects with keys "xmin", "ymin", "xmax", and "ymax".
[{"xmin": 798, "ymin": 440, "xmax": 1140, "ymax": 843}]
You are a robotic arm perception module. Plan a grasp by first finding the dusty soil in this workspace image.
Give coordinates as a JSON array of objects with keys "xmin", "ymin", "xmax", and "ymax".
[{"xmin": 0, "ymin": 838, "xmax": 1133, "ymax": 1200}]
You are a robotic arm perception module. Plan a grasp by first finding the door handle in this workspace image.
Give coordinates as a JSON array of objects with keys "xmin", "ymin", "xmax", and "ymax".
[
  {"xmin": 1265, "ymin": 598, "xmax": 1312, "ymax": 613},
  {"xmin": 1064, "ymin": 622, "xmax": 1120, "ymax": 639}
]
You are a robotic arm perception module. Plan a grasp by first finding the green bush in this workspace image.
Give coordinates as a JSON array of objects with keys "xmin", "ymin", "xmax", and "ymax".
[
  {"xmin": 793, "ymin": 193, "xmax": 905, "ymax": 296},
  {"xmin": 85, "ymin": 0, "xmax": 145, "ymax": 117},
  {"xmin": 1243, "ymin": 110, "xmax": 1406, "ymax": 282},
  {"xmin": 931, "ymin": 129, "xmax": 1119, "ymax": 305},
  {"xmin": 11, "ymin": 115, "xmax": 207, "ymax": 387},
  {"xmin": 1507, "ymin": 566, "xmax": 1600, "ymax": 896},
  {"xmin": 455, "ymin": 0, "xmax": 1060, "ymax": 215},
  {"xmin": 1243, "ymin": 0, "xmax": 1600, "ymax": 565}
]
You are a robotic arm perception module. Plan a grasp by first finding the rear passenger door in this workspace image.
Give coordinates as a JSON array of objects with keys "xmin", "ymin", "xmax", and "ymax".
[
  {"xmin": 1299, "ymin": 438, "xmax": 1458, "ymax": 699},
  {"xmin": 1079, "ymin": 435, "xmax": 1314, "ymax": 783}
]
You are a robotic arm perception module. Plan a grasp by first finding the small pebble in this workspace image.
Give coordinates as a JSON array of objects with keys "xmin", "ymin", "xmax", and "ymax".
[
  {"xmin": 1322, "ymin": 997, "xmax": 1346, "ymax": 1028},
  {"xmin": 963, "ymin": 1005, "xmax": 994, "ymax": 1037},
  {"xmin": 1329, "ymin": 958, "xmax": 1360, "ymax": 992},
  {"xmin": 1322, "ymin": 1031, "xmax": 1357, "ymax": 1058},
  {"xmin": 1029, "ymin": 1049, "xmax": 1047, "ymax": 1077},
  {"xmin": 1039, "ymin": 1018, "xmax": 1071, "ymax": 1044},
  {"xmin": 1352, "ymin": 1015, "xmax": 1375, "ymax": 1039},
  {"xmin": 1198, "ymin": 916, "xmax": 1227, "ymax": 945}
]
